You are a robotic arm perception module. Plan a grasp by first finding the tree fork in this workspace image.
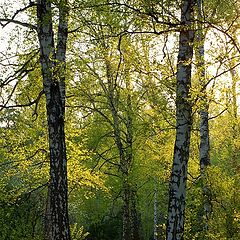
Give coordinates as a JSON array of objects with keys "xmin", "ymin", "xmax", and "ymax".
[{"xmin": 37, "ymin": 0, "xmax": 71, "ymax": 239}]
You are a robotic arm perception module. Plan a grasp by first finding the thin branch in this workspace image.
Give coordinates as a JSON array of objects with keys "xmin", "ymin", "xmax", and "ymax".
[
  {"xmin": 208, "ymin": 108, "xmax": 228, "ymax": 120},
  {"xmin": 0, "ymin": 89, "xmax": 44, "ymax": 112},
  {"xmin": 0, "ymin": 18, "xmax": 37, "ymax": 30},
  {"xmin": 0, "ymin": 3, "xmax": 37, "ymax": 30},
  {"xmin": 0, "ymin": 81, "xmax": 19, "ymax": 111},
  {"xmin": 103, "ymin": 171, "xmax": 120, "ymax": 178},
  {"xmin": 32, "ymin": 90, "xmax": 44, "ymax": 119},
  {"xmin": 26, "ymin": 148, "xmax": 47, "ymax": 160}
]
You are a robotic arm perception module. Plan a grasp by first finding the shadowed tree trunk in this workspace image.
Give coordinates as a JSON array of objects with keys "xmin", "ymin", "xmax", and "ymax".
[
  {"xmin": 102, "ymin": 57, "xmax": 140, "ymax": 240},
  {"xmin": 196, "ymin": 0, "xmax": 212, "ymax": 232},
  {"xmin": 110, "ymin": 79, "xmax": 140, "ymax": 240},
  {"xmin": 122, "ymin": 92, "xmax": 141, "ymax": 240},
  {"xmin": 37, "ymin": 0, "xmax": 71, "ymax": 239},
  {"xmin": 166, "ymin": 0, "xmax": 195, "ymax": 239}
]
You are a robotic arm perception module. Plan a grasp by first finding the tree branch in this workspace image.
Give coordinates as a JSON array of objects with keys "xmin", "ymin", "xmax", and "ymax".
[
  {"xmin": 0, "ymin": 18, "xmax": 37, "ymax": 30},
  {"xmin": 0, "ymin": 3, "xmax": 38, "ymax": 30}
]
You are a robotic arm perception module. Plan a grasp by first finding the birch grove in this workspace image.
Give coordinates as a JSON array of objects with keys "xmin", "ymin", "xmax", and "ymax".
[{"xmin": 0, "ymin": 0, "xmax": 240, "ymax": 239}]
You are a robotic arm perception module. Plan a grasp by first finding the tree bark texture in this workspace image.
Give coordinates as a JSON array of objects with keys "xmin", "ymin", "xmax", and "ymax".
[
  {"xmin": 199, "ymin": 109, "xmax": 212, "ymax": 230},
  {"xmin": 196, "ymin": 0, "xmax": 212, "ymax": 231},
  {"xmin": 197, "ymin": 0, "xmax": 210, "ymax": 173},
  {"xmin": 37, "ymin": 1, "xmax": 71, "ymax": 239},
  {"xmin": 166, "ymin": 1, "xmax": 195, "ymax": 239},
  {"xmin": 122, "ymin": 182, "xmax": 140, "ymax": 240},
  {"xmin": 199, "ymin": 110, "xmax": 210, "ymax": 173}
]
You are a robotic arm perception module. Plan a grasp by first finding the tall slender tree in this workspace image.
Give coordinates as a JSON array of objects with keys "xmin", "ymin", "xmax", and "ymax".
[
  {"xmin": 0, "ymin": 0, "xmax": 71, "ymax": 238},
  {"xmin": 37, "ymin": 0, "xmax": 71, "ymax": 239},
  {"xmin": 196, "ymin": 0, "xmax": 212, "ymax": 232},
  {"xmin": 166, "ymin": 0, "xmax": 195, "ymax": 239}
]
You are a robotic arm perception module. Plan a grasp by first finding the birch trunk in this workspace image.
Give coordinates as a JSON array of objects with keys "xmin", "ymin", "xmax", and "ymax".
[
  {"xmin": 199, "ymin": 110, "xmax": 210, "ymax": 174},
  {"xmin": 37, "ymin": 1, "xmax": 71, "ymax": 239},
  {"xmin": 199, "ymin": 109, "xmax": 211, "ymax": 230},
  {"xmin": 197, "ymin": 0, "xmax": 210, "ymax": 173},
  {"xmin": 228, "ymin": 32, "xmax": 239, "ymax": 156},
  {"xmin": 230, "ymin": 64, "xmax": 238, "ymax": 133},
  {"xmin": 196, "ymin": 0, "xmax": 212, "ymax": 231},
  {"xmin": 166, "ymin": 1, "xmax": 195, "ymax": 239}
]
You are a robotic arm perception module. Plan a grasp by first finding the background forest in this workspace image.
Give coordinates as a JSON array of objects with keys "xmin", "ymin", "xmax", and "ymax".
[{"xmin": 0, "ymin": 0, "xmax": 240, "ymax": 240}]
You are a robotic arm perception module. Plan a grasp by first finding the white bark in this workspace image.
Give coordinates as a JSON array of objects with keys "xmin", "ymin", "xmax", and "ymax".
[
  {"xmin": 37, "ymin": 1, "xmax": 70, "ymax": 239},
  {"xmin": 56, "ymin": 0, "xmax": 68, "ymax": 108},
  {"xmin": 197, "ymin": 0, "xmax": 211, "ymax": 231},
  {"xmin": 166, "ymin": 1, "xmax": 195, "ymax": 239},
  {"xmin": 199, "ymin": 111, "xmax": 210, "ymax": 172}
]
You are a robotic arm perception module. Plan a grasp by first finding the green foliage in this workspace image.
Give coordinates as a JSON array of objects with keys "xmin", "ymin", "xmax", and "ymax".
[
  {"xmin": 71, "ymin": 224, "xmax": 89, "ymax": 240},
  {"xmin": 86, "ymin": 212, "xmax": 122, "ymax": 240},
  {"xmin": 0, "ymin": 191, "xmax": 45, "ymax": 240},
  {"xmin": 1, "ymin": 0, "xmax": 240, "ymax": 239}
]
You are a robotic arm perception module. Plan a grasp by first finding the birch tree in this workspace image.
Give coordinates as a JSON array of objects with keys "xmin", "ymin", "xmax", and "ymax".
[
  {"xmin": 166, "ymin": 0, "xmax": 195, "ymax": 239},
  {"xmin": 0, "ymin": 0, "xmax": 71, "ymax": 238},
  {"xmin": 196, "ymin": 0, "xmax": 212, "ymax": 232},
  {"xmin": 36, "ymin": 0, "xmax": 71, "ymax": 239}
]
